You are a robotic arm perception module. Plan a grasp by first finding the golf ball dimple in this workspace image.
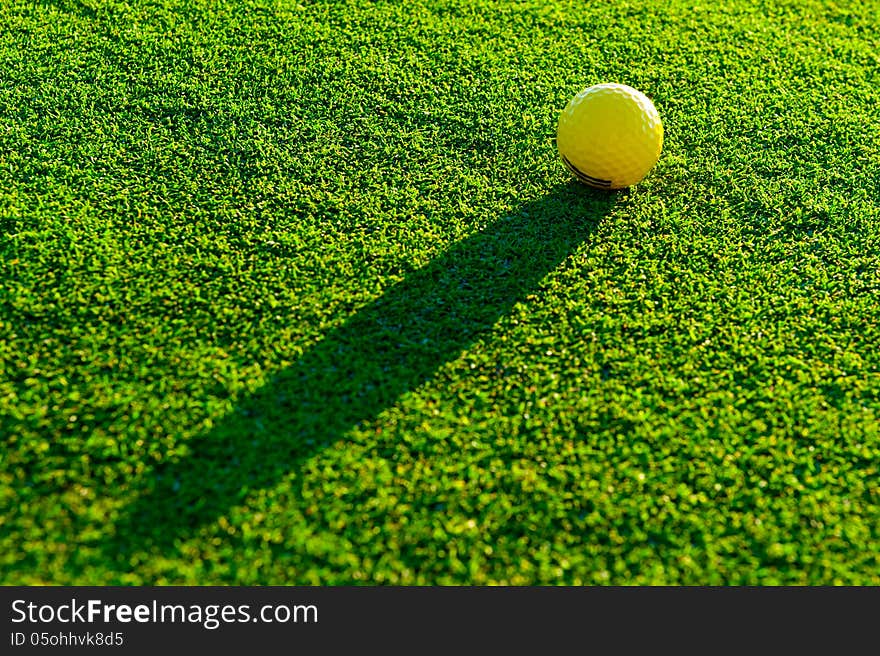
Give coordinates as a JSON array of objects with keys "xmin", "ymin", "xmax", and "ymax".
[{"xmin": 556, "ymin": 83, "xmax": 663, "ymax": 190}]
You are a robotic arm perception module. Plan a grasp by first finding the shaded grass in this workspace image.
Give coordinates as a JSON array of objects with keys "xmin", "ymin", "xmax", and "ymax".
[
  {"xmin": 98, "ymin": 182, "xmax": 613, "ymax": 577},
  {"xmin": 1, "ymin": 0, "xmax": 879, "ymax": 584}
]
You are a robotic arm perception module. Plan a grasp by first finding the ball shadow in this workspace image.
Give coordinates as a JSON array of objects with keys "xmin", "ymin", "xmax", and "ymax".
[{"xmin": 100, "ymin": 180, "xmax": 620, "ymax": 572}]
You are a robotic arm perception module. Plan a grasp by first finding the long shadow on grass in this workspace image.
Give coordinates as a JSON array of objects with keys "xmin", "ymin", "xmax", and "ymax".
[{"xmin": 102, "ymin": 181, "xmax": 617, "ymax": 567}]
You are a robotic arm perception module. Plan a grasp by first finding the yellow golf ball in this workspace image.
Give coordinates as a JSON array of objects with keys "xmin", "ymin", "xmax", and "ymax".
[{"xmin": 556, "ymin": 83, "xmax": 663, "ymax": 190}]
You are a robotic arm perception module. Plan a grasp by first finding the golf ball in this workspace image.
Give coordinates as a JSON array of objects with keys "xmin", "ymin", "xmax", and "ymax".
[{"xmin": 556, "ymin": 83, "xmax": 663, "ymax": 190}]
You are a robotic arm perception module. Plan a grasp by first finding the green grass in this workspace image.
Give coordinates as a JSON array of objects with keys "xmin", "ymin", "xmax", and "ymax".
[{"xmin": 2, "ymin": 0, "xmax": 879, "ymax": 585}]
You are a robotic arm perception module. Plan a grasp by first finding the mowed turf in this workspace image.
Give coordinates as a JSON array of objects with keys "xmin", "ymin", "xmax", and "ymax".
[{"xmin": 2, "ymin": 0, "xmax": 879, "ymax": 585}]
